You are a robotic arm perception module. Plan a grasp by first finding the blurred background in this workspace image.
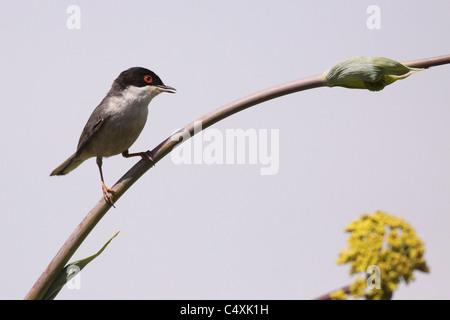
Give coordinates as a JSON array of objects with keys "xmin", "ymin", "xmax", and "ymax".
[{"xmin": 0, "ymin": 1, "xmax": 448, "ymax": 299}]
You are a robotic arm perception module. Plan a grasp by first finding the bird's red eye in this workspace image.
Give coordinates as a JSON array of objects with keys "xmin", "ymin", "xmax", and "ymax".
[{"xmin": 144, "ymin": 75, "xmax": 153, "ymax": 83}]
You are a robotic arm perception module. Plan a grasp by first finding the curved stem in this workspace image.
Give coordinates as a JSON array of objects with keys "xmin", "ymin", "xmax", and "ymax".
[
  {"xmin": 152, "ymin": 74, "xmax": 326, "ymax": 161},
  {"xmin": 25, "ymin": 54, "xmax": 449, "ymax": 299}
]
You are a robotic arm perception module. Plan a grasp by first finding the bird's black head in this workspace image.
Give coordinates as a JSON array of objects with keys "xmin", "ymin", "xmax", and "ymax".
[{"xmin": 111, "ymin": 67, "xmax": 176, "ymax": 93}]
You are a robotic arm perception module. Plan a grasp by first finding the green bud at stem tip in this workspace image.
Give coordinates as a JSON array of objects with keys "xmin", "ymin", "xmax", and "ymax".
[{"xmin": 324, "ymin": 56, "xmax": 424, "ymax": 92}]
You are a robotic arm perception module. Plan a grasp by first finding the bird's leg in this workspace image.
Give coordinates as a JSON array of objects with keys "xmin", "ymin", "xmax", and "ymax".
[
  {"xmin": 122, "ymin": 149, "xmax": 155, "ymax": 167},
  {"xmin": 97, "ymin": 156, "xmax": 115, "ymax": 207}
]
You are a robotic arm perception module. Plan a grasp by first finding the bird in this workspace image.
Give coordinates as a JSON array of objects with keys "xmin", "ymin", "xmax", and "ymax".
[{"xmin": 50, "ymin": 67, "xmax": 176, "ymax": 206}]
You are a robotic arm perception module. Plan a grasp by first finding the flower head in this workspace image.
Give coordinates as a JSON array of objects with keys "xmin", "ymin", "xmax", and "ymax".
[{"xmin": 336, "ymin": 211, "xmax": 429, "ymax": 299}]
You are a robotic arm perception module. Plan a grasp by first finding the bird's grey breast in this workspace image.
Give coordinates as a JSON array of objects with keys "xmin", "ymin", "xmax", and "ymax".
[{"xmin": 86, "ymin": 94, "xmax": 149, "ymax": 157}]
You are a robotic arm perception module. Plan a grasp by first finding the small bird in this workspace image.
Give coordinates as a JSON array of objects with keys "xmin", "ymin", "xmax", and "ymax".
[{"xmin": 50, "ymin": 67, "xmax": 176, "ymax": 205}]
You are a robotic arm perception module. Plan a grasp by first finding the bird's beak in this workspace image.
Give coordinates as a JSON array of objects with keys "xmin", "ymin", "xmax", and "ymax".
[{"xmin": 156, "ymin": 84, "xmax": 176, "ymax": 94}]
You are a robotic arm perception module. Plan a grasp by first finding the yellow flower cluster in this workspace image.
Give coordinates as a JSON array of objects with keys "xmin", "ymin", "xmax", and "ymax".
[
  {"xmin": 329, "ymin": 289, "xmax": 348, "ymax": 300},
  {"xmin": 334, "ymin": 211, "xmax": 429, "ymax": 300}
]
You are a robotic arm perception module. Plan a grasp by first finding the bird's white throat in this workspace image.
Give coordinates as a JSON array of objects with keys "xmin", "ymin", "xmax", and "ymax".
[
  {"xmin": 121, "ymin": 85, "xmax": 161, "ymax": 106},
  {"xmin": 106, "ymin": 85, "xmax": 161, "ymax": 116}
]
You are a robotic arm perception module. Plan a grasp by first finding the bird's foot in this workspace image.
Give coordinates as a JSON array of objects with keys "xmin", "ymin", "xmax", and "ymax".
[
  {"xmin": 142, "ymin": 150, "xmax": 155, "ymax": 167},
  {"xmin": 122, "ymin": 149, "xmax": 155, "ymax": 167},
  {"xmin": 102, "ymin": 182, "xmax": 116, "ymax": 208}
]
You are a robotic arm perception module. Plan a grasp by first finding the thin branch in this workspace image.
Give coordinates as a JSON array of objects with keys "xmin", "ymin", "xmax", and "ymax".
[
  {"xmin": 314, "ymin": 285, "xmax": 351, "ymax": 300},
  {"xmin": 25, "ymin": 54, "xmax": 450, "ymax": 299}
]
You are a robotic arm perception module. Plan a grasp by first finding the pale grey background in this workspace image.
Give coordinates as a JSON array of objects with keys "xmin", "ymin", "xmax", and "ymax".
[{"xmin": 0, "ymin": 1, "xmax": 448, "ymax": 299}]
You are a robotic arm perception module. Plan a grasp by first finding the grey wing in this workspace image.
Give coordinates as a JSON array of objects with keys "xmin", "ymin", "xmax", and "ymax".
[{"xmin": 75, "ymin": 107, "xmax": 109, "ymax": 157}]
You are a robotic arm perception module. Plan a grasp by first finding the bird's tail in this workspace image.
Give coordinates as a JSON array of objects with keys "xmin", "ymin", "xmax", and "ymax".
[{"xmin": 50, "ymin": 153, "xmax": 85, "ymax": 176}]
